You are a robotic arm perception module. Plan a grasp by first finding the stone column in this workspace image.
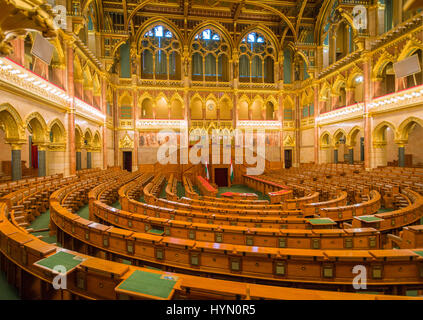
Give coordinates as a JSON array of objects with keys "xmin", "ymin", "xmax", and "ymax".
[
  {"xmin": 330, "ymin": 35, "xmax": 336, "ymax": 65},
  {"xmin": 372, "ymin": 78, "xmax": 383, "ymax": 98},
  {"xmin": 313, "ymin": 84, "xmax": 319, "ymax": 164},
  {"xmin": 37, "ymin": 145, "xmax": 47, "ymax": 177},
  {"xmin": 331, "ymin": 94, "xmax": 339, "ymax": 110},
  {"xmin": 363, "ymin": 55, "xmax": 371, "ymax": 170},
  {"xmin": 233, "ymin": 93, "xmax": 238, "ymax": 129},
  {"xmin": 360, "ymin": 137, "xmax": 365, "ymax": 162},
  {"xmin": 87, "ymin": 150, "xmax": 92, "ymax": 169},
  {"xmin": 76, "ymin": 150, "xmax": 82, "ymax": 171},
  {"xmin": 133, "ymin": 89, "xmax": 138, "ymax": 172},
  {"xmin": 184, "ymin": 90, "xmax": 190, "ymax": 126},
  {"xmin": 333, "ymin": 148, "xmax": 338, "ymax": 164},
  {"xmin": 398, "ymin": 146, "xmax": 405, "ymax": 167},
  {"xmin": 348, "ymin": 147, "xmax": 354, "ymax": 165},
  {"xmin": 10, "ymin": 144, "xmax": 22, "ymax": 181},
  {"xmin": 101, "ymin": 77, "xmax": 108, "ymax": 169},
  {"xmin": 113, "ymin": 88, "xmax": 119, "ymax": 167},
  {"xmin": 66, "ymin": 40, "xmax": 76, "ymax": 175},
  {"xmin": 395, "ymin": 140, "xmax": 407, "ymax": 167},
  {"xmin": 294, "ymin": 94, "xmax": 300, "ymax": 167},
  {"xmin": 346, "ymin": 88, "xmax": 354, "ymax": 105},
  {"xmin": 278, "ymin": 93, "xmax": 285, "ymax": 168}
]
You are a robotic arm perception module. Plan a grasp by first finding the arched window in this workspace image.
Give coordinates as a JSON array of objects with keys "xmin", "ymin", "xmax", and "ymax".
[
  {"xmin": 140, "ymin": 25, "xmax": 181, "ymax": 80},
  {"xmin": 381, "ymin": 62, "xmax": 395, "ymax": 95},
  {"xmin": 266, "ymin": 101, "xmax": 275, "ymax": 120},
  {"xmin": 335, "ymin": 21, "xmax": 355, "ymax": 61},
  {"xmin": 191, "ymin": 28, "xmax": 229, "ymax": 82},
  {"xmin": 239, "ymin": 32, "xmax": 275, "ymax": 83}
]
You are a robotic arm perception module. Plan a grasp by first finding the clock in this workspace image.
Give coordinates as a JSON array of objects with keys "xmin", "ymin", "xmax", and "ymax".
[{"xmin": 207, "ymin": 103, "xmax": 215, "ymax": 111}]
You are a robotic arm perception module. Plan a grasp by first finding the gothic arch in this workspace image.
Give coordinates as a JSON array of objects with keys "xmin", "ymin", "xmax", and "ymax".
[
  {"xmin": 372, "ymin": 121, "xmax": 397, "ymax": 143},
  {"xmin": 397, "ymin": 117, "xmax": 423, "ymax": 142},
  {"xmin": 188, "ymin": 21, "xmax": 234, "ymax": 52},
  {"xmin": 48, "ymin": 118, "xmax": 66, "ymax": 142},
  {"xmin": 372, "ymin": 51, "xmax": 396, "ymax": 79},
  {"xmin": 135, "ymin": 17, "xmax": 184, "ymax": 49},
  {"xmin": 0, "ymin": 103, "xmax": 25, "ymax": 141},
  {"xmin": 320, "ymin": 131, "xmax": 331, "ymax": 148},
  {"xmin": 333, "ymin": 128, "xmax": 347, "ymax": 147},
  {"xmin": 24, "ymin": 112, "xmax": 48, "ymax": 144},
  {"xmin": 346, "ymin": 126, "xmax": 362, "ymax": 147},
  {"xmin": 237, "ymin": 25, "xmax": 280, "ymax": 56},
  {"xmin": 397, "ymin": 39, "xmax": 423, "ymax": 62}
]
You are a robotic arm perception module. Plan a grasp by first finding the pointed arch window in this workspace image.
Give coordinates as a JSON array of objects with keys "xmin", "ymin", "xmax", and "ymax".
[
  {"xmin": 239, "ymin": 32, "xmax": 275, "ymax": 83},
  {"xmin": 140, "ymin": 24, "xmax": 181, "ymax": 80},
  {"xmin": 191, "ymin": 28, "xmax": 229, "ymax": 82}
]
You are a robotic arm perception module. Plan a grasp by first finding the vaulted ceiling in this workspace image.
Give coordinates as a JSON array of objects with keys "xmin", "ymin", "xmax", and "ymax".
[{"xmin": 94, "ymin": 0, "xmax": 331, "ymax": 45}]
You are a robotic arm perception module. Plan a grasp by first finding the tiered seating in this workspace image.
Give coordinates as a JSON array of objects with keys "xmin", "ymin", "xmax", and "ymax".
[
  {"xmin": 0, "ymin": 174, "xmax": 63, "ymax": 198},
  {"xmin": 353, "ymin": 189, "xmax": 423, "ymax": 231},
  {"xmin": 165, "ymin": 174, "xmax": 178, "ymax": 201},
  {"xmin": 183, "ymin": 175, "xmax": 198, "ymax": 199},
  {"xmin": 261, "ymin": 164, "xmax": 423, "ymax": 232},
  {"xmin": 143, "ymin": 174, "xmax": 166, "ymax": 204},
  {"xmin": 2, "ymin": 164, "xmax": 423, "ymax": 299},
  {"xmin": 0, "ymin": 175, "xmax": 76, "ymax": 230},
  {"xmin": 0, "ymin": 203, "xmax": 415, "ymax": 300},
  {"xmin": 49, "ymin": 191, "xmax": 423, "ymax": 291},
  {"xmin": 196, "ymin": 175, "xmax": 218, "ymax": 197}
]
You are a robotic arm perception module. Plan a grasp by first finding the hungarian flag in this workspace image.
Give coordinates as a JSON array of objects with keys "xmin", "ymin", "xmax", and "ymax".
[
  {"xmin": 230, "ymin": 160, "xmax": 234, "ymax": 183},
  {"xmin": 205, "ymin": 161, "xmax": 210, "ymax": 180}
]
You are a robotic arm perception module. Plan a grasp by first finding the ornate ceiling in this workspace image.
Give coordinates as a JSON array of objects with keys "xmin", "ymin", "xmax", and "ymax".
[{"xmin": 93, "ymin": 0, "xmax": 330, "ymax": 45}]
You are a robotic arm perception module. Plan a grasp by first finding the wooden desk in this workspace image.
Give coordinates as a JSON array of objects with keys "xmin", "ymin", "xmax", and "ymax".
[
  {"xmin": 196, "ymin": 176, "xmax": 218, "ymax": 197},
  {"xmin": 221, "ymin": 192, "xmax": 259, "ymax": 200},
  {"xmin": 115, "ymin": 270, "xmax": 181, "ymax": 300}
]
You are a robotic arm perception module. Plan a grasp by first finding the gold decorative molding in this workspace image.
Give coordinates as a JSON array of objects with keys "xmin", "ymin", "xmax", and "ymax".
[
  {"xmin": 119, "ymin": 133, "xmax": 134, "ymax": 150},
  {"xmin": 0, "ymin": 0, "xmax": 56, "ymax": 56},
  {"xmin": 283, "ymin": 134, "xmax": 295, "ymax": 147}
]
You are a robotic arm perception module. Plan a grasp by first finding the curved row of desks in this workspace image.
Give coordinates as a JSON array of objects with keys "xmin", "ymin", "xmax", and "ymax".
[
  {"xmin": 1, "ymin": 169, "xmax": 422, "ymax": 299},
  {"xmin": 51, "ymin": 196, "xmax": 423, "ymax": 291}
]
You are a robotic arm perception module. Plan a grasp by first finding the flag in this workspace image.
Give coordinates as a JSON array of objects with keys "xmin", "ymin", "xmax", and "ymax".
[
  {"xmin": 230, "ymin": 159, "xmax": 234, "ymax": 183},
  {"xmin": 205, "ymin": 161, "xmax": 210, "ymax": 180}
]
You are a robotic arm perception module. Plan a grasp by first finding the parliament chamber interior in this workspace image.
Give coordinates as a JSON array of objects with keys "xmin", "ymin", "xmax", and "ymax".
[{"xmin": 1, "ymin": 0, "xmax": 423, "ymax": 302}]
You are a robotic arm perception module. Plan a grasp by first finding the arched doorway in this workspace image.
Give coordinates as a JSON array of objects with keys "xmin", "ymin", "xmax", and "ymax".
[
  {"xmin": 347, "ymin": 127, "xmax": 364, "ymax": 164},
  {"xmin": 0, "ymin": 104, "xmax": 25, "ymax": 180},
  {"xmin": 372, "ymin": 122, "xmax": 396, "ymax": 167},
  {"xmin": 399, "ymin": 118, "xmax": 423, "ymax": 167},
  {"xmin": 333, "ymin": 130, "xmax": 347, "ymax": 163},
  {"xmin": 319, "ymin": 132, "xmax": 332, "ymax": 164}
]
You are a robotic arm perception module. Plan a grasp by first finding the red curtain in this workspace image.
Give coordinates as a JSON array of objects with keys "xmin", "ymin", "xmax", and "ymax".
[{"xmin": 31, "ymin": 145, "xmax": 38, "ymax": 169}]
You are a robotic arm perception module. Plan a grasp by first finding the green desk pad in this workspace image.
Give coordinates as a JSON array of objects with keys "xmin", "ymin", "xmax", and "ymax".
[
  {"xmin": 357, "ymin": 216, "xmax": 383, "ymax": 223},
  {"xmin": 307, "ymin": 218, "xmax": 335, "ymax": 225},
  {"xmin": 413, "ymin": 250, "xmax": 423, "ymax": 257},
  {"xmin": 34, "ymin": 251, "xmax": 85, "ymax": 273},
  {"xmin": 148, "ymin": 228, "xmax": 165, "ymax": 236},
  {"xmin": 116, "ymin": 270, "xmax": 178, "ymax": 299}
]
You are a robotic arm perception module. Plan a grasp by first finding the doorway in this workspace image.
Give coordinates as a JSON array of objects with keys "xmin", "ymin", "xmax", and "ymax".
[
  {"xmin": 214, "ymin": 168, "xmax": 228, "ymax": 187},
  {"xmin": 123, "ymin": 151, "xmax": 132, "ymax": 172},
  {"xmin": 284, "ymin": 149, "xmax": 292, "ymax": 169}
]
